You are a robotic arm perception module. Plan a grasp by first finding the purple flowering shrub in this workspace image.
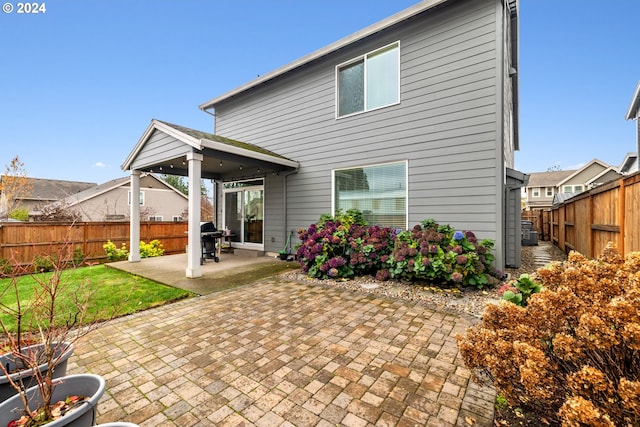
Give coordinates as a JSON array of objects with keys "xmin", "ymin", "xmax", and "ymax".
[
  {"xmin": 297, "ymin": 213, "xmax": 500, "ymax": 288},
  {"xmin": 296, "ymin": 210, "xmax": 396, "ymax": 279},
  {"xmin": 386, "ymin": 219, "xmax": 501, "ymax": 288}
]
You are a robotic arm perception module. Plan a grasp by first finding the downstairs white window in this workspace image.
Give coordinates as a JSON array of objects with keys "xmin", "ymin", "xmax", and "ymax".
[{"xmin": 333, "ymin": 161, "xmax": 407, "ymax": 229}]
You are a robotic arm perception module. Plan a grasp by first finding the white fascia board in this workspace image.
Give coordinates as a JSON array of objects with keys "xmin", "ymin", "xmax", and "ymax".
[
  {"xmin": 198, "ymin": 0, "xmax": 447, "ymax": 110},
  {"xmin": 65, "ymin": 180, "xmax": 128, "ymax": 207},
  {"xmin": 200, "ymin": 139, "xmax": 299, "ymax": 169},
  {"xmin": 625, "ymin": 81, "xmax": 640, "ymax": 120}
]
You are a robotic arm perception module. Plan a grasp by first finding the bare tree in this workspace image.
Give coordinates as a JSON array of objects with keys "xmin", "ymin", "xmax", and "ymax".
[
  {"xmin": 0, "ymin": 156, "xmax": 33, "ymax": 219},
  {"xmin": 35, "ymin": 200, "xmax": 82, "ymax": 222}
]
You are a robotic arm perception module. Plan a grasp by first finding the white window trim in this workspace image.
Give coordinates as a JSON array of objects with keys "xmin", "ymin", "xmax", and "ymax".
[
  {"xmin": 335, "ymin": 41, "xmax": 401, "ymax": 119},
  {"xmin": 149, "ymin": 215, "xmax": 163, "ymax": 221},
  {"xmin": 563, "ymin": 185, "xmax": 572, "ymax": 193},
  {"xmin": 128, "ymin": 190, "xmax": 145, "ymax": 206},
  {"xmin": 532, "ymin": 187, "xmax": 540, "ymax": 198},
  {"xmin": 545, "ymin": 187, "xmax": 553, "ymax": 197},
  {"xmin": 331, "ymin": 159, "xmax": 408, "ymax": 229}
]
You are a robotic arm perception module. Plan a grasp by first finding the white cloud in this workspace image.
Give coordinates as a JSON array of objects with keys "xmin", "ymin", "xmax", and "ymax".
[{"xmin": 92, "ymin": 162, "xmax": 110, "ymax": 169}]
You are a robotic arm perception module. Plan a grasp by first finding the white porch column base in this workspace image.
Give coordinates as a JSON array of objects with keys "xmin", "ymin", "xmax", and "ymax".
[
  {"xmin": 186, "ymin": 152, "xmax": 204, "ymax": 278},
  {"xmin": 128, "ymin": 170, "xmax": 141, "ymax": 262}
]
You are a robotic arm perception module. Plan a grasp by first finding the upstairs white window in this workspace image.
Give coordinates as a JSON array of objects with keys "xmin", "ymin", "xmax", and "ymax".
[
  {"xmin": 532, "ymin": 188, "xmax": 540, "ymax": 197},
  {"xmin": 562, "ymin": 185, "xmax": 584, "ymax": 194},
  {"xmin": 546, "ymin": 187, "xmax": 553, "ymax": 197},
  {"xmin": 337, "ymin": 42, "xmax": 400, "ymax": 118}
]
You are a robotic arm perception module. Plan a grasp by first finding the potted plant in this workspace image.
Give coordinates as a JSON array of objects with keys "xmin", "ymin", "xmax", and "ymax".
[
  {"xmin": 0, "ymin": 238, "xmax": 113, "ymax": 426},
  {"xmin": 0, "ymin": 374, "xmax": 105, "ymax": 427}
]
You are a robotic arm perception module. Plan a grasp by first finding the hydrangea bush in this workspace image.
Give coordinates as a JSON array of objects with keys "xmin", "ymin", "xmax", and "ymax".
[
  {"xmin": 457, "ymin": 244, "xmax": 640, "ymax": 425},
  {"xmin": 296, "ymin": 209, "xmax": 396, "ymax": 279},
  {"xmin": 296, "ymin": 213, "xmax": 500, "ymax": 288},
  {"xmin": 385, "ymin": 219, "xmax": 501, "ymax": 287}
]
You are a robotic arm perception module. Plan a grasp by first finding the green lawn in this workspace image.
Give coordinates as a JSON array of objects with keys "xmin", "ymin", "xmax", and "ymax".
[{"xmin": 0, "ymin": 264, "xmax": 194, "ymax": 333}]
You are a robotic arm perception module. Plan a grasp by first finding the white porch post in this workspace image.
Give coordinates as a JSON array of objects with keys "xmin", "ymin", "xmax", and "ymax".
[
  {"xmin": 128, "ymin": 170, "xmax": 141, "ymax": 262},
  {"xmin": 186, "ymin": 152, "xmax": 203, "ymax": 278}
]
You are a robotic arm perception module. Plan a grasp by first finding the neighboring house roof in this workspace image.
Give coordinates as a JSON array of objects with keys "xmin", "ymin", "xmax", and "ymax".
[
  {"xmin": 199, "ymin": 0, "xmax": 519, "ymax": 112},
  {"xmin": 586, "ymin": 167, "xmax": 622, "ymax": 187},
  {"xmin": 62, "ymin": 173, "xmax": 187, "ymax": 207},
  {"xmin": 9, "ymin": 176, "xmax": 97, "ymax": 203},
  {"xmin": 526, "ymin": 170, "xmax": 576, "ymax": 188},
  {"xmin": 122, "ymin": 119, "xmax": 298, "ymax": 172},
  {"xmin": 625, "ymin": 80, "xmax": 640, "ymax": 120},
  {"xmin": 556, "ymin": 159, "xmax": 612, "ymax": 187}
]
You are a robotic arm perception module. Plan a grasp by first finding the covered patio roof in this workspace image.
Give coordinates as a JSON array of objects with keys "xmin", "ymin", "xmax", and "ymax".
[
  {"xmin": 121, "ymin": 119, "xmax": 298, "ymax": 180},
  {"xmin": 121, "ymin": 119, "xmax": 298, "ymax": 278}
]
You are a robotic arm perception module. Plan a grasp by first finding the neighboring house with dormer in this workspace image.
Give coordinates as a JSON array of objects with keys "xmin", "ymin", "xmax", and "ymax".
[
  {"xmin": 524, "ymin": 159, "xmax": 622, "ymax": 210},
  {"xmin": 58, "ymin": 174, "xmax": 188, "ymax": 222},
  {"xmin": 523, "ymin": 170, "xmax": 575, "ymax": 210},
  {"xmin": 123, "ymin": 0, "xmax": 524, "ymax": 275}
]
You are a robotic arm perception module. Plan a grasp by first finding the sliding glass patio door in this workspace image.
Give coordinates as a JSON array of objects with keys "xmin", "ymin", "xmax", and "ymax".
[{"xmin": 223, "ymin": 179, "xmax": 264, "ymax": 248}]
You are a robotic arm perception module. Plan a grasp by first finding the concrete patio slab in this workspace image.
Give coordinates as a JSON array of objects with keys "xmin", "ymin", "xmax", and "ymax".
[{"xmin": 107, "ymin": 253, "xmax": 299, "ymax": 295}]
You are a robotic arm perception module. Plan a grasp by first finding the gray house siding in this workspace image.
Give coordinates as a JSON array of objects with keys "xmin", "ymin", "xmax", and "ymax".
[
  {"xmin": 214, "ymin": 0, "xmax": 513, "ymax": 266},
  {"xmin": 129, "ymin": 130, "xmax": 193, "ymax": 171}
]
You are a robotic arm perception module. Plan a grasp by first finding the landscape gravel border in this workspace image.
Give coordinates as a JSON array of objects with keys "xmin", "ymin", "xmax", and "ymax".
[{"xmin": 279, "ymin": 241, "xmax": 567, "ymax": 321}]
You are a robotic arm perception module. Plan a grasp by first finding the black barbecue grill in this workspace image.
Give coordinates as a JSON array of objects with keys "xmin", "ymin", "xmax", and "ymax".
[{"xmin": 200, "ymin": 222, "xmax": 223, "ymax": 264}]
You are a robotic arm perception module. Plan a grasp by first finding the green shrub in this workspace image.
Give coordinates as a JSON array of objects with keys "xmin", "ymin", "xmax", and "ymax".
[
  {"xmin": 457, "ymin": 245, "xmax": 640, "ymax": 425},
  {"xmin": 104, "ymin": 240, "xmax": 164, "ymax": 261},
  {"xmin": 139, "ymin": 240, "xmax": 164, "ymax": 258},
  {"xmin": 103, "ymin": 240, "xmax": 129, "ymax": 262},
  {"xmin": 72, "ymin": 246, "xmax": 85, "ymax": 266},
  {"xmin": 33, "ymin": 254, "xmax": 55, "ymax": 272},
  {"xmin": 8, "ymin": 208, "xmax": 29, "ymax": 221},
  {"xmin": 498, "ymin": 274, "xmax": 542, "ymax": 306},
  {"xmin": 0, "ymin": 258, "xmax": 12, "ymax": 277}
]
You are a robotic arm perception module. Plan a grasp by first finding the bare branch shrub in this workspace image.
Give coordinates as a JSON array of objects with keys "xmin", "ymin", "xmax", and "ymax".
[
  {"xmin": 457, "ymin": 243, "xmax": 640, "ymax": 425},
  {"xmin": 0, "ymin": 230, "xmax": 120, "ymax": 424}
]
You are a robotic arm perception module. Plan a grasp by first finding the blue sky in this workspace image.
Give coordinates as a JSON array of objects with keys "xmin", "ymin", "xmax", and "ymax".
[{"xmin": 1, "ymin": 0, "xmax": 638, "ymax": 183}]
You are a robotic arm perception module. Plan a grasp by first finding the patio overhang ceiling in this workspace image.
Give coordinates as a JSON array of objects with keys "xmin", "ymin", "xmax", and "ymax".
[{"xmin": 121, "ymin": 119, "xmax": 298, "ymax": 181}]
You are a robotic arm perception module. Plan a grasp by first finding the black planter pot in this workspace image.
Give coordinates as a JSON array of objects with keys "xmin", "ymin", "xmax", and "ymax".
[
  {"xmin": 0, "ymin": 342, "xmax": 74, "ymax": 402},
  {"xmin": 0, "ymin": 374, "xmax": 105, "ymax": 427}
]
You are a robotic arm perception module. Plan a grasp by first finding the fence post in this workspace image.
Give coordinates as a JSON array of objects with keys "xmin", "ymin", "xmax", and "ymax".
[
  {"xmin": 619, "ymin": 178, "xmax": 625, "ymax": 256},
  {"xmin": 588, "ymin": 193, "xmax": 594, "ymax": 259}
]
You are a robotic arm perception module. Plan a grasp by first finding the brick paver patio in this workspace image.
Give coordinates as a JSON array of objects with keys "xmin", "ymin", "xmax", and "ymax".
[{"xmin": 69, "ymin": 279, "xmax": 494, "ymax": 426}]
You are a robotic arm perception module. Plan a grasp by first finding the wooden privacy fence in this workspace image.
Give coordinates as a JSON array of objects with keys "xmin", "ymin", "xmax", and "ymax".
[
  {"xmin": 521, "ymin": 209, "xmax": 551, "ymax": 241},
  {"xmin": 551, "ymin": 172, "xmax": 640, "ymax": 258},
  {"xmin": 0, "ymin": 221, "xmax": 188, "ymax": 266}
]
